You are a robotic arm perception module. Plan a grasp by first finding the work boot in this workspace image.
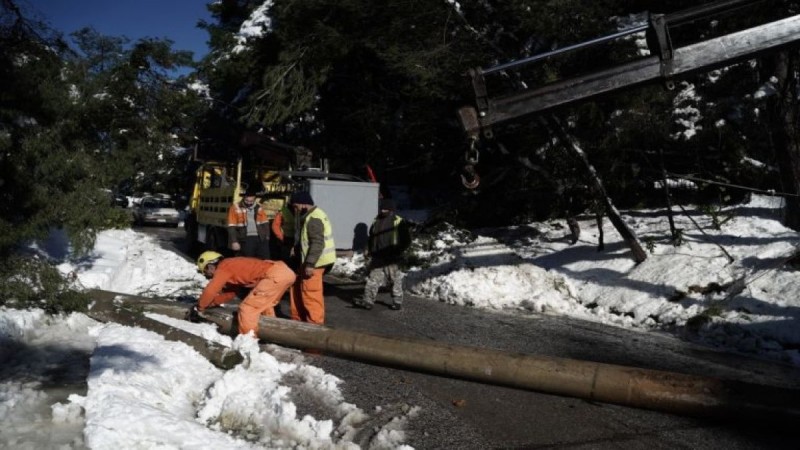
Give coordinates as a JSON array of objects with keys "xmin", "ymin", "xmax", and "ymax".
[
  {"xmin": 389, "ymin": 303, "xmax": 402, "ymax": 311},
  {"xmin": 353, "ymin": 298, "xmax": 373, "ymax": 310}
]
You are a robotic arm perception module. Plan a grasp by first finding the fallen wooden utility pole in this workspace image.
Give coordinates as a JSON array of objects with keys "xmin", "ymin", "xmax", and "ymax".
[{"xmin": 88, "ymin": 289, "xmax": 800, "ymax": 424}]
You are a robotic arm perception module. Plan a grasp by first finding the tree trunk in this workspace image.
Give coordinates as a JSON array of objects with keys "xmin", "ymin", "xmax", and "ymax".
[
  {"xmin": 545, "ymin": 116, "xmax": 647, "ymax": 263},
  {"xmin": 595, "ymin": 211, "xmax": 605, "ymax": 251},
  {"xmin": 659, "ymin": 148, "xmax": 679, "ymax": 242},
  {"xmin": 770, "ymin": 51, "xmax": 800, "ymax": 230}
]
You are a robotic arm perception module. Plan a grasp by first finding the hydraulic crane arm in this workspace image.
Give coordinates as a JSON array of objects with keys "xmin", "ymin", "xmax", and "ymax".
[{"xmin": 459, "ymin": 11, "xmax": 800, "ymax": 139}]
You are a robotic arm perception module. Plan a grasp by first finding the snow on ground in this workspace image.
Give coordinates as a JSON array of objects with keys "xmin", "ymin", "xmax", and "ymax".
[
  {"xmin": 0, "ymin": 308, "xmax": 96, "ymax": 448},
  {"xmin": 333, "ymin": 194, "xmax": 800, "ymax": 366},
  {"xmin": 61, "ymin": 228, "xmax": 206, "ymax": 298},
  {"xmin": 1, "ymin": 194, "xmax": 799, "ymax": 448},
  {"xmin": 388, "ymin": 195, "xmax": 799, "ymax": 366},
  {"xmin": 2, "ymin": 228, "xmax": 414, "ymax": 449}
]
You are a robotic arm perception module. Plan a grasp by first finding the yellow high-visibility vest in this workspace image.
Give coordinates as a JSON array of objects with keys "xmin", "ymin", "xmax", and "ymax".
[{"xmin": 301, "ymin": 208, "xmax": 336, "ymax": 267}]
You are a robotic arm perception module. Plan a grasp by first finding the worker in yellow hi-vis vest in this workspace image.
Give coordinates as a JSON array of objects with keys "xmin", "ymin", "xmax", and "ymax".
[{"xmin": 287, "ymin": 191, "xmax": 335, "ymax": 324}]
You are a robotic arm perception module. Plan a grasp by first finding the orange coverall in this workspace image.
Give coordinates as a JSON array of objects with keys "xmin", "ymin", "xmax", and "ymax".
[
  {"xmin": 290, "ymin": 267, "xmax": 326, "ymax": 324},
  {"xmin": 271, "ymin": 210, "xmax": 286, "ymax": 241},
  {"xmin": 289, "ymin": 209, "xmax": 330, "ymax": 325},
  {"xmin": 197, "ymin": 257, "xmax": 296, "ymax": 335}
]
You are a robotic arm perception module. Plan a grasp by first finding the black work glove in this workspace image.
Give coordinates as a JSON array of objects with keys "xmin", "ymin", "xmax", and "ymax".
[
  {"xmin": 176, "ymin": 294, "xmax": 197, "ymax": 303},
  {"xmin": 185, "ymin": 305, "xmax": 201, "ymax": 322}
]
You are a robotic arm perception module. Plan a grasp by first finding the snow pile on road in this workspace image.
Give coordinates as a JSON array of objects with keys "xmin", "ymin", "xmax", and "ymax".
[
  {"xmin": 0, "ymin": 308, "xmax": 96, "ymax": 448},
  {"xmin": 3, "ymin": 229, "xmax": 416, "ymax": 449},
  {"xmin": 57, "ymin": 228, "xmax": 206, "ymax": 297},
  {"xmin": 342, "ymin": 195, "xmax": 800, "ymax": 366},
  {"xmin": 82, "ymin": 323, "xmax": 378, "ymax": 449}
]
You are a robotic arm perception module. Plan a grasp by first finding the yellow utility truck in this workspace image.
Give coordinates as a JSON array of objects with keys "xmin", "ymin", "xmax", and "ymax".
[{"xmin": 185, "ymin": 133, "xmax": 379, "ymax": 256}]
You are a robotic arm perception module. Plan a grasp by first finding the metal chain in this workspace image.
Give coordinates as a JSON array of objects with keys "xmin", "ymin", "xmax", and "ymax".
[
  {"xmin": 461, "ymin": 137, "xmax": 481, "ymax": 189},
  {"xmin": 465, "ymin": 137, "xmax": 480, "ymax": 164}
]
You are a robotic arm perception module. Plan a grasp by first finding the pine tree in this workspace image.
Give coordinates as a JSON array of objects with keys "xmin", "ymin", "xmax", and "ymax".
[{"xmin": 0, "ymin": 0, "xmax": 206, "ymax": 311}]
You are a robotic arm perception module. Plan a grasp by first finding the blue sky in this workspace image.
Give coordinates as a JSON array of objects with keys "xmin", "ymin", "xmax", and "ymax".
[{"xmin": 24, "ymin": 0, "xmax": 212, "ymax": 61}]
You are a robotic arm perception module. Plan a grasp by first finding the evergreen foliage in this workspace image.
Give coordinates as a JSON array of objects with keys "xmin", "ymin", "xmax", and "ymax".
[
  {"xmin": 1, "ymin": 0, "xmax": 207, "ymax": 311},
  {"xmin": 0, "ymin": 255, "xmax": 90, "ymax": 313}
]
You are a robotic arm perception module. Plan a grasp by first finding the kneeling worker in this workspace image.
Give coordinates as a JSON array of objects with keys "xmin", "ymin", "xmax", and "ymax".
[{"xmin": 191, "ymin": 251, "xmax": 296, "ymax": 335}]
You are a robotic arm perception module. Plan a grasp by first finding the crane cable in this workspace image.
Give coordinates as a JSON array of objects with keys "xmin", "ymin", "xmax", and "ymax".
[{"xmin": 664, "ymin": 172, "xmax": 800, "ymax": 198}]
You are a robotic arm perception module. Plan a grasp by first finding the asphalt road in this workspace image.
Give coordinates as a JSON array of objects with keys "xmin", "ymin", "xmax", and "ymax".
[{"xmin": 138, "ymin": 224, "xmax": 800, "ymax": 449}]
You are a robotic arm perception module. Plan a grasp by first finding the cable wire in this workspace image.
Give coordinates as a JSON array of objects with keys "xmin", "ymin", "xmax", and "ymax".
[{"xmin": 665, "ymin": 172, "xmax": 800, "ymax": 198}]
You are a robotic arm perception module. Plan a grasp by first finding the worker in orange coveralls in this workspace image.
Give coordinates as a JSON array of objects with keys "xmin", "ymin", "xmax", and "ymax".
[
  {"xmin": 270, "ymin": 202, "xmax": 295, "ymax": 264},
  {"xmin": 287, "ymin": 191, "xmax": 335, "ymax": 325},
  {"xmin": 190, "ymin": 251, "xmax": 295, "ymax": 335}
]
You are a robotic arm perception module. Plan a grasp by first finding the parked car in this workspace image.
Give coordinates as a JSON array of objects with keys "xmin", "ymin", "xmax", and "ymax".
[{"xmin": 133, "ymin": 196, "xmax": 181, "ymax": 227}]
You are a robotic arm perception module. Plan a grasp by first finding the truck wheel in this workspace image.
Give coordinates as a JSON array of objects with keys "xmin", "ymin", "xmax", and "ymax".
[
  {"xmin": 206, "ymin": 227, "xmax": 225, "ymax": 254},
  {"xmin": 213, "ymin": 228, "xmax": 233, "ymax": 256},
  {"xmin": 184, "ymin": 215, "xmax": 202, "ymax": 257}
]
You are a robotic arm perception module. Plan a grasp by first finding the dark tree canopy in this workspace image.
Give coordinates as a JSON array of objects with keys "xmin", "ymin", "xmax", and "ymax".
[{"xmin": 0, "ymin": 0, "xmax": 207, "ymax": 311}]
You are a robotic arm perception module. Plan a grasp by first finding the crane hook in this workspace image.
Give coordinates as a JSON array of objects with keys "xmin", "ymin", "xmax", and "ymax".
[
  {"xmin": 461, "ymin": 164, "xmax": 480, "ymax": 190},
  {"xmin": 461, "ymin": 138, "xmax": 481, "ymax": 190}
]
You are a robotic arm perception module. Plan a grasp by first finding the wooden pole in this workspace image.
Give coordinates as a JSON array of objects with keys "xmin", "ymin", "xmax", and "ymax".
[{"xmin": 88, "ymin": 290, "xmax": 800, "ymax": 424}]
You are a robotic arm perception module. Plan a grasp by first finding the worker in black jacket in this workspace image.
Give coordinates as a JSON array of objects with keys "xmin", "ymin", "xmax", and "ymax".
[{"xmin": 353, "ymin": 198, "xmax": 411, "ymax": 311}]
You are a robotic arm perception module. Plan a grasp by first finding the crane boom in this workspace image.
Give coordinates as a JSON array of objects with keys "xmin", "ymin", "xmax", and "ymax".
[{"xmin": 459, "ymin": 13, "xmax": 800, "ymax": 138}]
